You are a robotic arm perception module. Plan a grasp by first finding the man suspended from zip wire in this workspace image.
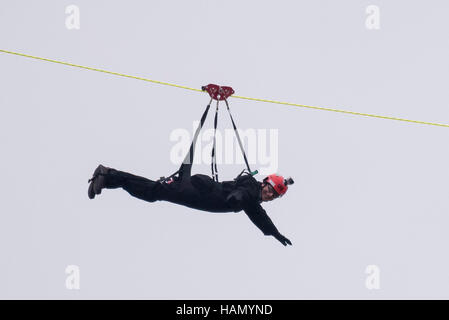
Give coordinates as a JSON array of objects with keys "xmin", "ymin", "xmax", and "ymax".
[{"xmin": 87, "ymin": 84, "xmax": 294, "ymax": 246}]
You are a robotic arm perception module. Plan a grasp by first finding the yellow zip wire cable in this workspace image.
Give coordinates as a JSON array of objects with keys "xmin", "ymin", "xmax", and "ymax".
[{"xmin": 2, "ymin": 49, "xmax": 448, "ymax": 128}]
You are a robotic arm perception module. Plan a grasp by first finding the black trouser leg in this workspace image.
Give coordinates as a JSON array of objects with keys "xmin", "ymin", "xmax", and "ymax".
[{"xmin": 105, "ymin": 169, "xmax": 162, "ymax": 203}]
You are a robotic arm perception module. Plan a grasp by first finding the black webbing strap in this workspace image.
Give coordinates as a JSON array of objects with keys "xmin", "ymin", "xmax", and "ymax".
[
  {"xmin": 160, "ymin": 96, "xmax": 255, "ymax": 183},
  {"xmin": 161, "ymin": 99, "xmax": 213, "ymax": 182},
  {"xmin": 224, "ymin": 99, "xmax": 253, "ymax": 174},
  {"xmin": 211, "ymin": 100, "xmax": 219, "ymax": 182}
]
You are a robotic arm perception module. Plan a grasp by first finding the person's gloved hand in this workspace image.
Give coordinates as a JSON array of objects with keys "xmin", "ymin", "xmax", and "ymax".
[{"xmin": 274, "ymin": 233, "xmax": 292, "ymax": 246}]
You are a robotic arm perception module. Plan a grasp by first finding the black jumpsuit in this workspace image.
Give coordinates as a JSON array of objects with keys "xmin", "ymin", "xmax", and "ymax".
[{"xmin": 102, "ymin": 162, "xmax": 286, "ymax": 241}]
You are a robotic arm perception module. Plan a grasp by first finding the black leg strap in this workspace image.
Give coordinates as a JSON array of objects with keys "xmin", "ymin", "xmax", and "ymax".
[{"xmin": 178, "ymin": 99, "xmax": 213, "ymax": 179}]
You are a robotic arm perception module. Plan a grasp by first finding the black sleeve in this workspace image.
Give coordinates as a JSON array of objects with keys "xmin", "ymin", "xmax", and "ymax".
[{"xmin": 243, "ymin": 203, "xmax": 280, "ymax": 236}]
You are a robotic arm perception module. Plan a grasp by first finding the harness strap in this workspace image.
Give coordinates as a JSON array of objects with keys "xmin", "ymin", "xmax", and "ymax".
[
  {"xmin": 224, "ymin": 99, "xmax": 253, "ymax": 174},
  {"xmin": 211, "ymin": 100, "xmax": 219, "ymax": 182},
  {"xmin": 162, "ymin": 84, "xmax": 257, "ymax": 183},
  {"xmin": 162, "ymin": 99, "xmax": 213, "ymax": 182}
]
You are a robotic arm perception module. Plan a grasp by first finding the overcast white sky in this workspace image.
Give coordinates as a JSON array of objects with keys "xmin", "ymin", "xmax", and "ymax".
[{"xmin": 1, "ymin": 0, "xmax": 449, "ymax": 299}]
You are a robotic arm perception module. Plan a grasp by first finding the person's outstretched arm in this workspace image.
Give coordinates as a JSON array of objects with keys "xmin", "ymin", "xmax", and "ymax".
[{"xmin": 243, "ymin": 204, "xmax": 292, "ymax": 246}]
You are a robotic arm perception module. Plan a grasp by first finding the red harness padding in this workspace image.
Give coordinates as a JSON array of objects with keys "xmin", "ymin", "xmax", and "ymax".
[{"xmin": 202, "ymin": 84, "xmax": 234, "ymax": 101}]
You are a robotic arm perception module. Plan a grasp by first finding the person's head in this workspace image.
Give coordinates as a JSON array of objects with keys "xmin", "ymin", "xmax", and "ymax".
[{"xmin": 261, "ymin": 174, "xmax": 294, "ymax": 202}]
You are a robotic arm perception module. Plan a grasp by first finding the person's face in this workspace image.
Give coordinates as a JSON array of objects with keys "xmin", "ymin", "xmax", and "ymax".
[{"xmin": 261, "ymin": 183, "xmax": 278, "ymax": 202}]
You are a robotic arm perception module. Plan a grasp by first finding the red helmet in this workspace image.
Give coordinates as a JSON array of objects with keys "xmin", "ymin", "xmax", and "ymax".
[{"xmin": 263, "ymin": 174, "xmax": 294, "ymax": 197}]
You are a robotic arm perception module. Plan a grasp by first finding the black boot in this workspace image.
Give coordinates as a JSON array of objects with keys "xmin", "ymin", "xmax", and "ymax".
[{"xmin": 88, "ymin": 164, "xmax": 122, "ymax": 199}]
